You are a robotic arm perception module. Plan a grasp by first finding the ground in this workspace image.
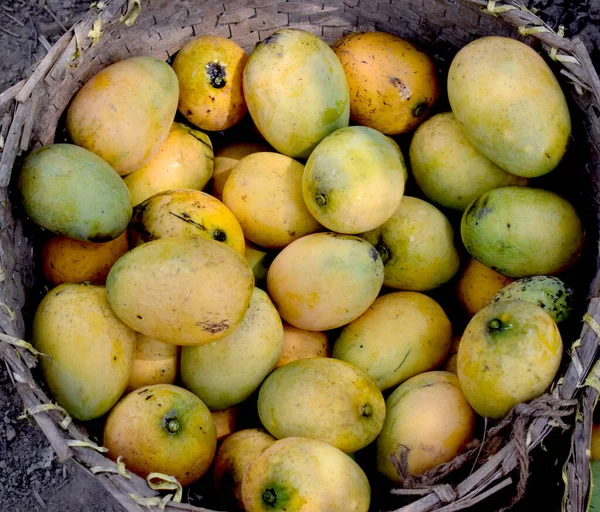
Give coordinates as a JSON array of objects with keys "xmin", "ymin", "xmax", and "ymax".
[{"xmin": 0, "ymin": 1, "xmax": 599, "ymax": 511}]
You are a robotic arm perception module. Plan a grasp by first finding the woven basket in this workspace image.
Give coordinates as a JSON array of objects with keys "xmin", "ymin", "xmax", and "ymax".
[{"xmin": 1, "ymin": 1, "xmax": 600, "ymax": 511}]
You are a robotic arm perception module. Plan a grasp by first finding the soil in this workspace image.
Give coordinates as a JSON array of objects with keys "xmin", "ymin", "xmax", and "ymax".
[{"xmin": 0, "ymin": 1, "xmax": 599, "ymax": 511}]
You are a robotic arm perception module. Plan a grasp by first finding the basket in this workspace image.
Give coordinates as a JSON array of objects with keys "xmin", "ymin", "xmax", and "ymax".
[{"xmin": 1, "ymin": 1, "xmax": 600, "ymax": 511}]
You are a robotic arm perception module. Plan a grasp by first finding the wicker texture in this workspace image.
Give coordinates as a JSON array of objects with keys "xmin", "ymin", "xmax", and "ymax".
[{"xmin": 1, "ymin": 1, "xmax": 600, "ymax": 511}]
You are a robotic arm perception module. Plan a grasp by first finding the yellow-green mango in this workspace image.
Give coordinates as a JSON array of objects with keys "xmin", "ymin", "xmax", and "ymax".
[
  {"xmin": 66, "ymin": 56, "xmax": 179, "ymax": 175},
  {"xmin": 32, "ymin": 284, "xmax": 135, "ymax": 420},
  {"xmin": 106, "ymin": 236, "xmax": 254, "ymax": 346},
  {"xmin": 361, "ymin": 196, "xmax": 460, "ymax": 291},
  {"xmin": 243, "ymin": 28, "xmax": 349, "ymax": 159},
  {"xmin": 267, "ymin": 232, "xmax": 384, "ymax": 331},
  {"xmin": 461, "ymin": 187, "xmax": 584, "ymax": 278},
  {"xmin": 18, "ymin": 144, "xmax": 132, "ymax": 242},
  {"xmin": 257, "ymin": 358, "xmax": 385, "ymax": 453},
  {"xmin": 242, "ymin": 437, "xmax": 370, "ymax": 512},
  {"xmin": 409, "ymin": 112, "xmax": 528, "ymax": 211},
  {"xmin": 448, "ymin": 36, "xmax": 571, "ymax": 178},
  {"xmin": 333, "ymin": 291, "xmax": 452, "ymax": 391},
  {"xmin": 181, "ymin": 288, "xmax": 284, "ymax": 410},
  {"xmin": 303, "ymin": 126, "xmax": 406, "ymax": 233}
]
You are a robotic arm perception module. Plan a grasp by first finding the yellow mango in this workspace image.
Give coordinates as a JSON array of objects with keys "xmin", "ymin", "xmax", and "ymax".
[
  {"xmin": 276, "ymin": 323, "xmax": 330, "ymax": 368},
  {"xmin": 125, "ymin": 334, "xmax": 179, "ymax": 393}
]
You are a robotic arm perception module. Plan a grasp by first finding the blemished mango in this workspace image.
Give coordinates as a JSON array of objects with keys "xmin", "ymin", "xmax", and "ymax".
[
  {"xmin": 19, "ymin": 144, "xmax": 132, "ymax": 242},
  {"xmin": 173, "ymin": 35, "xmax": 248, "ymax": 131},
  {"xmin": 222, "ymin": 152, "xmax": 322, "ymax": 248},
  {"xmin": 302, "ymin": 126, "xmax": 406, "ymax": 234},
  {"xmin": 129, "ymin": 189, "xmax": 245, "ymax": 254},
  {"xmin": 243, "ymin": 28, "xmax": 349, "ymax": 158},
  {"xmin": 332, "ymin": 31, "xmax": 439, "ymax": 135},
  {"xmin": 448, "ymin": 36, "xmax": 571, "ymax": 178},
  {"xmin": 106, "ymin": 236, "xmax": 254, "ymax": 346},
  {"xmin": 124, "ymin": 122, "xmax": 214, "ymax": 207},
  {"xmin": 66, "ymin": 56, "xmax": 178, "ymax": 175},
  {"xmin": 461, "ymin": 187, "xmax": 584, "ymax": 278},
  {"xmin": 267, "ymin": 232, "xmax": 384, "ymax": 331},
  {"xmin": 32, "ymin": 284, "xmax": 135, "ymax": 421}
]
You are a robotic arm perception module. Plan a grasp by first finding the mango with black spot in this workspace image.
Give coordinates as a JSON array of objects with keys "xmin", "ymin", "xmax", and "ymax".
[
  {"xmin": 257, "ymin": 358, "xmax": 385, "ymax": 453},
  {"xmin": 242, "ymin": 437, "xmax": 370, "ymax": 512},
  {"xmin": 243, "ymin": 28, "xmax": 350, "ymax": 158},
  {"xmin": 106, "ymin": 236, "xmax": 254, "ymax": 346},
  {"xmin": 129, "ymin": 189, "xmax": 244, "ymax": 254},
  {"xmin": 32, "ymin": 284, "xmax": 135, "ymax": 420},
  {"xmin": 19, "ymin": 144, "xmax": 132, "ymax": 242},
  {"xmin": 66, "ymin": 56, "xmax": 178, "ymax": 175},
  {"xmin": 103, "ymin": 384, "xmax": 216, "ymax": 485},
  {"xmin": 461, "ymin": 187, "xmax": 584, "ymax": 278},
  {"xmin": 124, "ymin": 122, "xmax": 214, "ymax": 207},
  {"xmin": 302, "ymin": 126, "xmax": 406, "ymax": 234},
  {"xmin": 173, "ymin": 35, "xmax": 248, "ymax": 131}
]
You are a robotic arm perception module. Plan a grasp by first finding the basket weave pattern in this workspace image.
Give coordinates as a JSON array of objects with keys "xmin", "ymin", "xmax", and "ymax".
[{"xmin": 1, "ymin": 1, "xmax": 600, "ymax": 511}]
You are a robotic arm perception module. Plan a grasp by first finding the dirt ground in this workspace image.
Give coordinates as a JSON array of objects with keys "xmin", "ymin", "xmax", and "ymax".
[{"xmin": 0, "ymin": 1, "xmax": 599, "ymax": 511}]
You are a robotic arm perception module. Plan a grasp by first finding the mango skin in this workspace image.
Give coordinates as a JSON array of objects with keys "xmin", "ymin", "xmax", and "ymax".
[
  {"xmin": 223, "ymin": 152, "xmax": 322, "ymax": 248},
  {"xmin": 257, "ymin": 358, "xmax": 386, "ymax": 453},
  {"xmin": 125, "ymin": 334, "xmax": 179, "ymax": 393},
  {"xmin": 361, "ymin": 196, "xmax": 460, "ymax": 291},
  {"xmin": 103, "ymin": 385, "xmax": 216, "ymax": 486},
  {"xmin": 243, "ymin": 28, "xmax": 350, "ymax": 159},
  {"xmin": 490, "ymin": 275, "xmax": 575, "ymax": 324},
  {"xmin": 106, "ymin": 236, "xmax": 254, "ymax": 346},
  {"xmin": 129, "ymin": 189, "xmax": 245, "ymax": 254},
  {"xmin": 448, "ymin": 36, "xmax": 571, "ymax": 178},
  {"xmin": 267, "ymin": 232, "xmax": 384, "ymax": 331},
  {"xmin": 457, "ymin": 300, "xmax": 562, "ymax": 419},
  {"xmin": 124, "ymin": 122, "xmax": 214, "ymax": 207},
  {"xmin": 276, "ymin": 323, "xmax": 330, "ymax": 368},
  {"xmin": 303, "ymin": 126, "xmax": 406, "ymax": 234},
  {"xmin": 19, "ymin": 144, "xmax": 132, "ymax": 242},
  {"xmin": 376, "ymin": 372, "xmax": 476, "ymax": 483},
  {"xmin": 409, "ymin": 113, "xmax": 528, "ymax": 211},
  {"xmin": 32, "ymin": 284, "xmax": 135, "ymax": 421},
  {"xmin": 242, "ymin": 437, "xmax": 370, "ymax": 512},
  {"xmin": 333, "ymin": 292, "xmax": 452, "ymax": 391},
  {"xmin": 181, "ymin": 288, "xmax": 284, "ymax": 410},
  {"xmin": 461, "ymin": 186, "xmax": 584, "ymax": 278},
  {"xmin": 66, "ymin": 56, "xmax": 179, "ymax": 175}
]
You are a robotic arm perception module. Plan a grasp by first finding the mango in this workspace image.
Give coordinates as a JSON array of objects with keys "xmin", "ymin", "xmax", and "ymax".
[
  {"xmin": 181, "ymin": 288, "xmax": 284, "ymax": 410},
  {"xmin": 490, "ymin": 275, "xmax": 575, "ymax": 324},
  {"xmin": 457, "ymin": 300, "xmax": 562, "ymax": 418},
  {"xmin": 302, "ymin": 126, "xmax": 406, "ymax": 233},
  {"xmin": 244, "ymin": 241, "xmax": 274, "ymax": 286},
  {"xmin": 592, "ymin": 425, "xmax": 600, "ymax": 460},
  {"xmin": 106, "ymin": 236, "xmax": 254, "ymax": 346},
  {"xmin": 276, "ymin": 323, "xmax": 330, "ymax": 368},
  {"xmin": 42, "ymin": 232, "xmax": 129, "ymax": 286},
  {"xmin": 211, "ymin": 142, "xmax": 269, "ymax": 201},
  {"xmin": 212, "ymin": 408, "xmax": 239, "ymax": 442},
  {"xmin": 125, "ymin": 334, "xmax": 179, "ymax": 393},
  {"xmin": 103, "ymin": 385, "xmax": 216, "ymax": 486},
  {"xmin": 267, "ymin": 232, "xmax": 384, "ymax": 331},
  {"xmin": 222, "ymin": 152, "xmax": 322, "ymax": 248},
  {"xmin": 443, "ymin": 335, "xmax": 462, "ymax": 374},
  {"xmin": 333, "ymin": 291, "xmax": 452, "ymax": 391},
  {"xmin": 332, "ymin": 31, "xmax": 439, "ymax": 134},
  {"xmin": 409, "ymin": 112, "xmax": 528, "ymax": 211},
  {"xmin": 242, "ymin": 437, "xmax": 370, "ymax": 512},
  {"xmin": 129, "ymin": 189, "xmax": 245, "ymax": 254},
  {"xmin": 361, "ymin": 196, "xmax": 460, "ymax": 291},
  {"xmin": 377, "ymin": 371, "xmax": 476, "ymax": 483},
  {"xmin": 66, "ymin": 56, "xmax": 178, "ymax": 175},
  {"xmin": 213, "ymin": 429, "xmax": 276, "ymax": 509},
  {"xmin": 18, "ymin": 144, "xmax": 132, "ymax": 242},
  {"xmin": 32, "ymin": 284, "xmax": 135, "ymax": 420},
  {"xmin": 123, "ymin": 122, "xmax": 214, "ymax": 207},
  {"xmin": 448, "ymin": 36, "xmax": 571, "ymax": 178},
  {"xmin": 243, "ymin": 28, "xmax": 349, "ymax": 158},
  {"xmin": 461, "ymin": 187, "xmax": 584, "ymax": 278},
  {"xmin": 173, "ymin": 35, "xmax": 248, "ymax": 131},
  {"xmin": 257, "ymin": 358, "xmax": 385, "ymax": 453}
]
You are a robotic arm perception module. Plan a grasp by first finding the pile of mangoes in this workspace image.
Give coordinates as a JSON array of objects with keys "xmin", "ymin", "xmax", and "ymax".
[{"xmin": 19, "ymin": 27, "xmax": 583, "ymax": 512}]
